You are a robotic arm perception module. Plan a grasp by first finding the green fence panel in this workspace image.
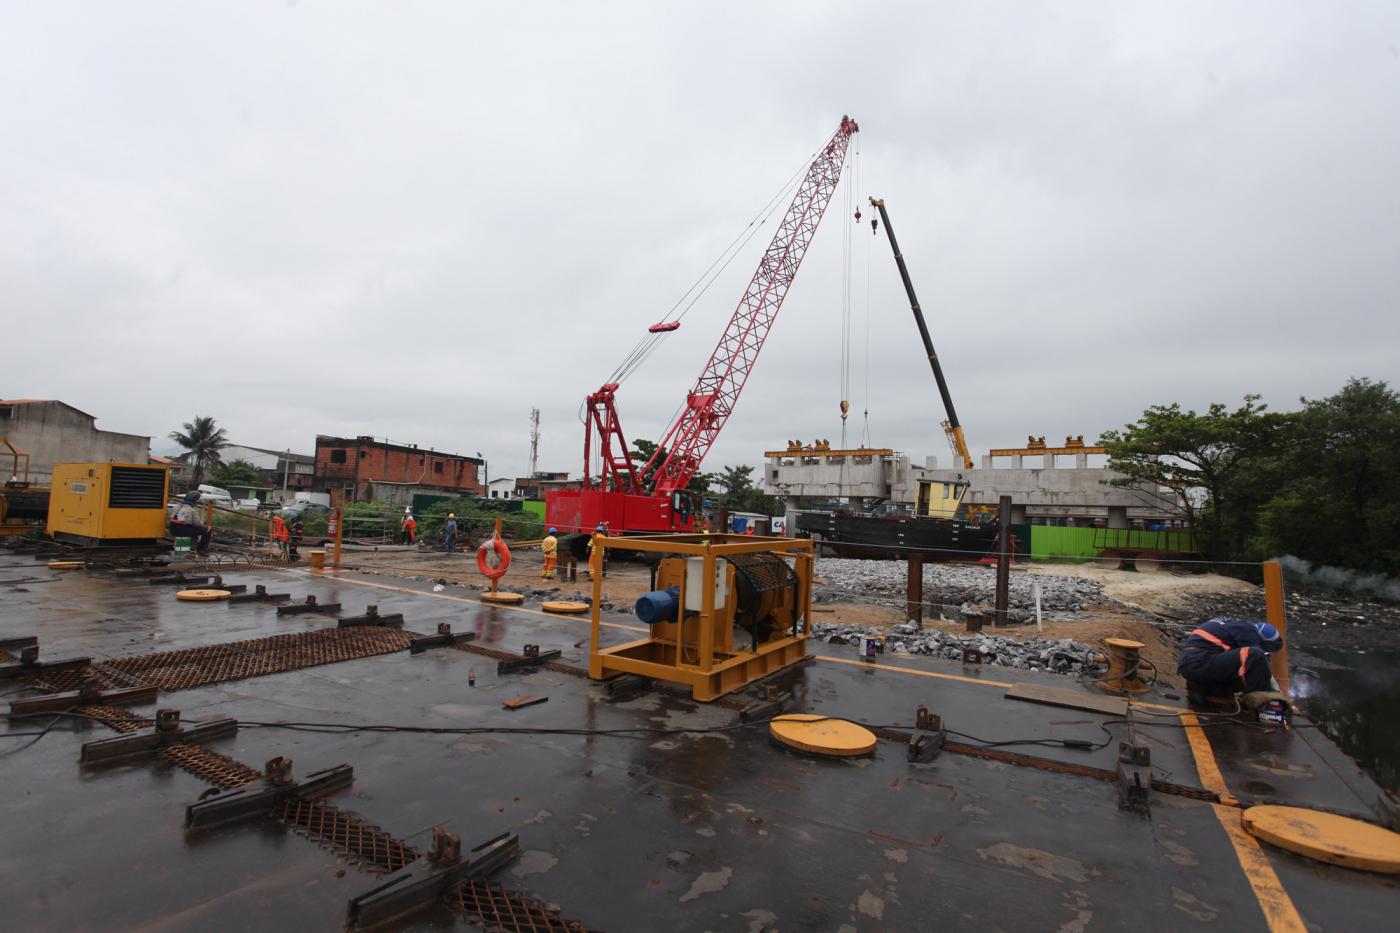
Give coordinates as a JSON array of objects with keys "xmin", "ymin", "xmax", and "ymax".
[{"xmin": 1029, "ymin": 525, "xmax": 1100, "ymax": 561}]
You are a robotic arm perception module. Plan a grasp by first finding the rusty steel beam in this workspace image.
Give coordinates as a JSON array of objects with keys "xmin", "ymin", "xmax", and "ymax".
[{"xmin": 8, "ymin": 684, "xmax": 154, "ymax": 715}]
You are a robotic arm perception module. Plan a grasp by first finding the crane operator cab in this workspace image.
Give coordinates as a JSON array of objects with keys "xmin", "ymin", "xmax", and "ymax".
[{"xmin": 915, "ymin": 477, "xmax": 971, "ymax": 521}]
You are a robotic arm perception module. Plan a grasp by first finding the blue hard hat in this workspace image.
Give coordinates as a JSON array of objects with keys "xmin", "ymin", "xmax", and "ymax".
[
  {"xmin": 596, "ymin": 523, "xmax": 605, "ymax": 531},
  {"xmin": 1254, "ymin": 622, "xmax": 1283, "ymax": 651},
  {"xmin": 548, "ymin": 527, "xmax": 557, "ymax": 534}
]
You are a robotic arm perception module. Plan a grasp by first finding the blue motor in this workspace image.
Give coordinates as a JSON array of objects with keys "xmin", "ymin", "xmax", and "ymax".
[{"xmin": 635, "ymin": 586, "xmax": 681, "ymax": 625}]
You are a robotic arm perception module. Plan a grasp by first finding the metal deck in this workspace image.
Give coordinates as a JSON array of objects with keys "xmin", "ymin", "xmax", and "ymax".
[{"xmin": 1, "ymin": 562, "xmax": 1395, "ymax": 931}]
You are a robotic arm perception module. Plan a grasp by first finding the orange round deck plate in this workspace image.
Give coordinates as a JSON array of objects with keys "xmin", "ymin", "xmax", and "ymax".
[
  {"xmin": 47, "ymin": 560, "xmax": 83, "ymax": 570},
  {"xmin": 176, "ymin": 589, "xmax": 231, "ymax": 602},
  {"xmin": 541, "ymin": 600, "xmax": 589, "ymax": 614},
  {"xmin": 769, "ymin": 713, "xmax": 876, "ymax": 757},
  {"xmin": 480, "ymin": 591, "xmax": 525, "ymax": 604},
  {"xmin": 1243, "ymin": 805, "xmax": 1400, "ymax": 874}
]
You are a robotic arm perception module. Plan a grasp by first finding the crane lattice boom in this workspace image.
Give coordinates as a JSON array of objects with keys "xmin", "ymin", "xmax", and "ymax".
[{"xmin": 643, "ymin": 115, "xmax": 860, "ymax": 496}]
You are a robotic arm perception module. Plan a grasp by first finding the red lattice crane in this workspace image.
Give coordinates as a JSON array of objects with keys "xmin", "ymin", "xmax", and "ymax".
[{"xmin": 547, "ymin": 115, "xmax": 859, "ymax": 535}]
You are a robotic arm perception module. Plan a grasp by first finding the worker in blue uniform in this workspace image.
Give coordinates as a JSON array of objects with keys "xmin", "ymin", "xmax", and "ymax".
[{"xmin": 1177, "ymin": 616, "xmax": 1283, "ymax": 704}]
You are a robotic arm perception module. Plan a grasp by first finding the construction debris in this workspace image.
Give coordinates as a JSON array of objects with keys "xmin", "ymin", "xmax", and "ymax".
[{"xmin": 811, "ymin": 619, "xmax": 1096, "ymax": 673}]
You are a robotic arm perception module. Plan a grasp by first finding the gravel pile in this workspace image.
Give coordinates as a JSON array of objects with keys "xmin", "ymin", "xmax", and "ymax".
[
  {"xmin": 812, "ymin": 619, "xmax": 1096, "ymax": 674},
  {"xmin": 814, "ymin": 558, "xmax": 1113, "ymax": 623}
]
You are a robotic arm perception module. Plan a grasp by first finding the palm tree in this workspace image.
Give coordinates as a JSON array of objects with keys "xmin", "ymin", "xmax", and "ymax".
[{"xmin": 169, "ymin": 415, "xmax": 230, "ymax": 486}]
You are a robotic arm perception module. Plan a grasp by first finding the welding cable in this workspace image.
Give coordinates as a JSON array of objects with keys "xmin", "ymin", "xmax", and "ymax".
[{"xmin": 0, "ymin": 715, "xmax": 63, "ymax": 756}]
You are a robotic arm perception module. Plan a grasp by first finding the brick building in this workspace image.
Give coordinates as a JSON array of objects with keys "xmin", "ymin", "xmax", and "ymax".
[{"xmin": 314, "ymin": 436, "xmax": 484, "ymax": 506}]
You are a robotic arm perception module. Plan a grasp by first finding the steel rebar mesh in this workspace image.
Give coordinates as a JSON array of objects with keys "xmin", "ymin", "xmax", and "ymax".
[
  {"xmin": 160, "ymin": 743, "xmax": 263, "ymax": 787},
  {"xmin": 278, "ymin": 798, "xmax": 420, "ymax": 874},
  {"xmin": 25, "ymin": 627, "xmax": 415, "ymax": 693},
  {"xmin": 451, "ymin": 879, "xmax": 602, "ymax": 932}
]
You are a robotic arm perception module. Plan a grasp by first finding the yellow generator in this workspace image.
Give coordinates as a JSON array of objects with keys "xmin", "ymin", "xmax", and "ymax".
[{"xmin": 46, "ymin": 463, "xmax": 169, "ymax": 546}]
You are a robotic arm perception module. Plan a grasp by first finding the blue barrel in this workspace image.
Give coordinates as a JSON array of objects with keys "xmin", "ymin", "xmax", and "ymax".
[{"xmin": 635, "ymin": 587, "xmax": 681, "ymax": 625}]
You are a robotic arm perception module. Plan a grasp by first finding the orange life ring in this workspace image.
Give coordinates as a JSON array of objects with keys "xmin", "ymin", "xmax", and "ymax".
[{"xmin": 476, "ymin": 538, "xmax": 511, "ymax": 580}]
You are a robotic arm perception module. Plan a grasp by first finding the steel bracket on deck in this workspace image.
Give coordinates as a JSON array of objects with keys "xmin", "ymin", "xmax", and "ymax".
[
  {"xmin": 960, "ymin": 647, "xmax": 981, "ymax": 665},
  {"xmin": 908, "ymin": 705, "xmax": 947, "ymax": 762},
  {"xmin": 496, "ymin": 644, "xmax": 560, "ymax": 674},
  {"xmin": 345, "ymin": 827, "xmax": 519, "ymax": 930},
  {"xmin": 276, "ymin": 595, "xmax": 342, "ymax": 616},
  {"xmin": 604, "ymin": 674, "xmax": 653, "ymax": 701},
  {"xmin": 81, "ymin": 708, "xmax": 237, "ymax": 765},
  {"xmin": 339, "ymin": 604, "xmax": 405, "ymax": 628},
  {"xmin": 1116, "ymin": 740, "xmax": 1152, "ymax": 811},
  {"xmin": 149, "ymin": 573, "xmax": 241, "ymax": 592},
  {"xmin": 9, "ymin": 681, "xmax": 156, "ymax": 716},
  {"xmin": 0, "ymin": 650, "xmax": 93, "ymax": 682},
  {"xmin": 740, "ymin": 685, "xmax": 788, "ymax": 722},
  {"xmin": 184, "ymin": 756, "xmax": 354, "ymax": 829},
  {"xmin": 228, "ymin": 584, "xmax": 291, "ymax": 605},
  {"xmin": 410, "ymin": 623, "xmax": 476, "ymax": 654}
]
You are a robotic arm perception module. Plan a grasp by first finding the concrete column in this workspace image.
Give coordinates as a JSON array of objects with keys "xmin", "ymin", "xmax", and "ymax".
[
  {"xmin": 981, "ymin": 455, "xmax": 993, "ymax": 469},
  {"xmin": 1011, "ymin": 455, "xmax": 1023, "ymax": 468},
  {"xmin": 1076, "ymin": 453, "xmax": 1088, "ymax": 469},
  {"xmin": 1107, "ymin": 506, "xmax": 1129, "ymax": 529},
  {"xmin": 1010, "ymin": 504, "xmax": 1027, "ymax": 523},
  {"xmin": 1043, "ymin": 454, "xmax": 1057, "ymax": 469}
]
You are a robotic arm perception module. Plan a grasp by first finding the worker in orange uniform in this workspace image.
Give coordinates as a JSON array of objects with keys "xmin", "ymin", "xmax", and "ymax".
[
  {"xmin": 1177, "ymin": 617, "xmax": 1282, "ymax": 705},
  {"xmin": 270, "ymin": 513, "xmax": 290, "ymax": 558},
  {"xmin": 586, "ymin": 523, "xmax": 607, "ymax": 580},
  {"xmin": 541, "ymin": 528, "xmax": 558, "ymax": 580},
  {"xmin": 400, "ymin": 511, "xmax": 416, "ymax": 545}
]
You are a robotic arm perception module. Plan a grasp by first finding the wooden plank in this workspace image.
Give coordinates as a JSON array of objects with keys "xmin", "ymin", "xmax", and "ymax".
[
  {"xmin": 501, "ymin": 695, "xmax": 548, "ymax": 711},
  {"xmin": 1004, "ymin": 682, "xmax": 1129, "ymax": 717}
]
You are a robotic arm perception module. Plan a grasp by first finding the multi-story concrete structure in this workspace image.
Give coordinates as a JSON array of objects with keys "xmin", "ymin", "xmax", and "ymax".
[
  {"xmin": 763, "ymin": 439, "xmax": 1177, "ymax": 529},
  {"xmin": 0, "ymin": 400, "xmax": 149, "ymax": 485},
  {"xmin": 314, "ymin": 435, "xmax": 484, "ymax": 506}
]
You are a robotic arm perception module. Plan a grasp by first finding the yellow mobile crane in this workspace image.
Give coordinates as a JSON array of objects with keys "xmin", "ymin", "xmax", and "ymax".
[{"xmin": 868, "ymin": 197, "xmax": 974, "ymax": 471}]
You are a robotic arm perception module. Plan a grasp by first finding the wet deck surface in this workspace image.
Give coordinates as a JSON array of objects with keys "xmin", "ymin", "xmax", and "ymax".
[{"xmin": 1, "ymin": 560, "xmax": 1396, "ymax": 931}]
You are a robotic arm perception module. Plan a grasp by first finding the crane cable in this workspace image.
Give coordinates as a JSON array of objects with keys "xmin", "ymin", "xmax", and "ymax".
[{"xmin": 601, "ymin": 144, "xmax": 823, "ymax": 394}]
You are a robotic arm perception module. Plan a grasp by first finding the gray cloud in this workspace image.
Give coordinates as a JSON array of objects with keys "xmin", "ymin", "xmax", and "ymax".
[{"xmin": 3, "ymin": 2, "xmax": 1397, "ymax": 480}]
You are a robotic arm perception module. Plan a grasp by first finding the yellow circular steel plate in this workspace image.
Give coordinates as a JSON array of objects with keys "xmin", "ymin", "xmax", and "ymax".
[
  {"xmin": 480, "ymin": 591, "xmax": 524, "ymax": 604},
  {"xmin": 541, "ymin": 600, "xmax": 589, "ymax": 614},
  {"xmin": 1243, "ymin": 805, "xmax": 1400, "ymax": 874},
  {"xmin": 176, "ymin": 589, "xmax": 231, "ymax": 602},
  {"xmin": 1104, "ymin": 637, "xmax": 1146, "ymax": 650},
  {"xmin": 47, "ymin": 560, "xmax": 83, "ymax": 569},
  {"xmin": 769, "ymin": 713, "xmax": 876, "ymax": 757}
]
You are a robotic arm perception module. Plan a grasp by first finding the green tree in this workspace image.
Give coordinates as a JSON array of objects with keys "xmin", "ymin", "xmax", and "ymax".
[
  {"xmin": 628, "ymin": 438, "xmax": 665, "ymax": 489},
  {"xmin": 1255, "ymin": 378, "xmax": 1400, "ymax": 571},
  {"xmin": 208, "ymin": 458, "xmax": 263, "ymax": 488},
  {"xmin": 712, "ymin": 464, "xmax": 782, "ymax": 517},
  {"xmin": 1099, "ymin": 395, "xmax": 1295, "ymax": 560},
  {"xmin": 169, "ymin": 415, "xmax": 230, "ymax": 486}
]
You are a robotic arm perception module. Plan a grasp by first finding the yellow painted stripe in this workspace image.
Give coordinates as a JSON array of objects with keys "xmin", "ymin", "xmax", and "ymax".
[
  {"xmin": 817, "ymin": 655, "xmax": 1014, "ymax": 688},
  {"xmin": 1178, "ymin": 709, "xmax": 1238, "ymax": 807},
  {"xmin": 1210, "ymin": 804, "xmax": 1308, "ymax": 933},
  {"xmin": 296, "ymin": 570, "xmax": 649, "ymax": 633},
  {"xmin": 815, "ymin": 655, "xmax": 1181, "ymax": 712}
]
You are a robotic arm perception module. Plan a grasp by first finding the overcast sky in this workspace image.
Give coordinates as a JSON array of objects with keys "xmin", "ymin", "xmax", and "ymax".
[{"xmin": 4, "ymin": 2, "xmax": 1397, "ymax": 481}]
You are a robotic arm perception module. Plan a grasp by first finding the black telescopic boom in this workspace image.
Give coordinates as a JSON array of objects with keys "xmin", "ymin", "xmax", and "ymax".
[{"xmin": 870, "ymin": 197, "xmax": 961, "ymax": 431}]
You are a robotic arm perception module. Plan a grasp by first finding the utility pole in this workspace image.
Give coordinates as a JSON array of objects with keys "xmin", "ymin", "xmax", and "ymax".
[
  {"xmin": 528, "ymin": 408, "xmax": 540, "ymax": 477},
  {"xmin": 282, "ymin": 448, "xmax": 290, "ymax": 500}
]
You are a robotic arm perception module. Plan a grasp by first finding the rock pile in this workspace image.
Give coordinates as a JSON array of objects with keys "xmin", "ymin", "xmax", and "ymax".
[
  {"xmin": 811, "ymin": 619, "xmax": 1096, "ymax": 675},
  {"xmin": 813, "ymin": 558, "xmax": 1114, "ymax": 623}
]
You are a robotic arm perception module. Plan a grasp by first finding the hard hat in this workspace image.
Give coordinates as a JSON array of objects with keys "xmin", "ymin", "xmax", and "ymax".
[
  {"xmin": 448, "ymin": 513, "xmax": 455, "ymax": 518},
  {"xmin": 548, "ymin": 527, "xmax": 557, "ymax": 534},
  {"xmin": 1254, "ymin": 622, "xmax": 1283, "ymax": 652},
  {"xmin": 596, "ymin": 523, "xmax": 605, "ymax": 531}
]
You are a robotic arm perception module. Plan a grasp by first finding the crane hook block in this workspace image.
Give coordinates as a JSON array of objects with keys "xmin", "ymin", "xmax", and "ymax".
[
  {"xmin": 871, "ymin": 219, "xmax": 879, "ymax": 235},
  {"xmin": 854, "ymin": 209, "xmax": 861, "ymax": 223},
  {"xmin": 648, "ymin": 321, "xmax": 681, "ymax": 334},
  {"xmin": 840, "ymin": 400, "xmax": 850, "ymax": 415}
]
